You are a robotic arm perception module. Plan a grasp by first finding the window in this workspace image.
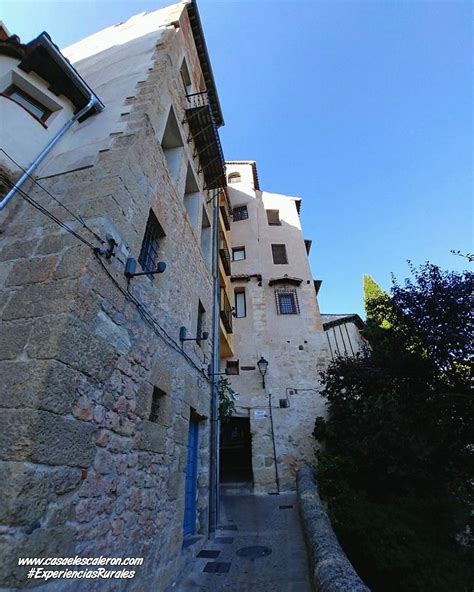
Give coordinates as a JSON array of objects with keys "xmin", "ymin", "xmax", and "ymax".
[
  {"xmin": 196, "ymin": 301, "xmax": 206, "ymax": 347},
  {"xmin": 161, "ymin": 107, "xmax": 184, "ymax": 181},
  {"xmin": 226, "ymin": 360, "xmax": 239, "ymax": 375},
  {"xmin": 149, "ymin": 387, "xmax": 166, "ymax": 422},
  {"xmin": 183, "ymin": 163, "xmax": 200, "ymax": 228},
  {"xmin": 180, "ymin": 59, "xmax": 193, "ymax": 95},
  {"xmin": 232, "ymin": 246, "xmax": 246, "ymax": 261},
  {"xmin": 266, "ymin": 209, "xmax": 281, "ymax": 226},
  {"xmin": 234, "ymin": 290, "xmax": 246, "ymax": 318},
  {"xmin": 138, "ymin": 210, "xmax": 165, "ymax": 274},
  {"xmin": 228, "ymin": 172, "xmax": 241, "ymax": 184},
  {"xmin": 4, "ymin": 85, "xmax": 52, "ymax": 122},
  {"xmin": 233, "ymin": 205, "xmax": 248, "ymax": 221},
  {"xmin": 200, "ymin": 208, "xmax": 211, "ymax": 265},
  {"xmin": 275, "ymin": 288, "xmax": 300, "ymax": 315},
  {"xmin": 271, "ymin": 244, "xmax": 288, "ymax": 264}
]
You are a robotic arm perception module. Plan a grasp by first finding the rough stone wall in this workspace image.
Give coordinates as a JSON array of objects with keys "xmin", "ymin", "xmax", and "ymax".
[
  {"xmin": 0, "ymin": 8, "xmax": 216, "ymax": 591},
  {"xmin": 297, "ymin": 466, "xmax": 370, "ymax": 592}
]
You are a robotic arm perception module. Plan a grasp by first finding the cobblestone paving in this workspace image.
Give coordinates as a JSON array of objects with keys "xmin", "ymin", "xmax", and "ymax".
[{"xmin": 173, "ymin": 492, "xmax": 312, "ymax": 592}]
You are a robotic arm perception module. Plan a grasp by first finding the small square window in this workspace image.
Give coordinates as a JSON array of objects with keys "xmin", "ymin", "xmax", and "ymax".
[
  {"xmin": 232, "ymin": 205, "xmax": 248, "ymax": 221},
  {"xmin": 138, "ymin": 210, "xmax": 165, "ymax": 274},
  {"xmin": 232, "ymin": 247, "xmax": 246, "ymax": 261},
  {"xmin": 266, "ymin": 210, "xmax": 281, "ymax": 226},
  {"xmin": 275, "ymin": 289, "xmax": 299, "ymax": 315},
  {"xmin": 4, "ymin": 85, "xmax": 52, "ymax": 123},
  {"xmin": 226, "ymin": 360, "xmax": 239, "ymax": 375},
  {"xmin": 271, "ymin": 244, "xmax": 288, "ymax": 264}
]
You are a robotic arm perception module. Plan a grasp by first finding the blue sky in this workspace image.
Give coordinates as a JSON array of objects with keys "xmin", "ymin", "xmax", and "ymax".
[{"xmin": 3, "ymin": 0, "xmax": 472, "ymax": 317}]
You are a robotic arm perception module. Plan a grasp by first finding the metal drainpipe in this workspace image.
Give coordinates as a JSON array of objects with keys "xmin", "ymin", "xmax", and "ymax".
[
  {"xmin": 0, "ymin": 95, "xmax": 99, "ymax": 211},
  {"xmin": 209, "ymin": 187, "xmax": 221, "ymax": 537},
  {"xmin": 268, "ymin": 392, "xmax": 280, "ymax": 494}
]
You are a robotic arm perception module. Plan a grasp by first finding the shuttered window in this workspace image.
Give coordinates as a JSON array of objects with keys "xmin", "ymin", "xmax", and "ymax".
[{"xmin": 271, "ymin": 244, "xmax": 288, "ymax": 264}]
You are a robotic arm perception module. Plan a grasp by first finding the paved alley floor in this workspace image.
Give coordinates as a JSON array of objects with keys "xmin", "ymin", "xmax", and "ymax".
[{"xmin": 174, "ymin": 492, "xmax": 312, "ymax": 592}]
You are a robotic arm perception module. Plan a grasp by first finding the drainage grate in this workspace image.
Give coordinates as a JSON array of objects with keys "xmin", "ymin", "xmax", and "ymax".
[
  {"xmin": 203, "ymin": 562, "xmax": 231, "ymax": 574},
  {"xmin": 236, "ymin": 546, "xmax": 272, "ymax": 559},
  {"xmin": 197, "ymin": 550, "xmax": 220, "ymax": 559},
  {"xmin": 215, "ymin": 537, "xmax": 234, "ymax": 544},
  {"xmin": 279, "ymin": 505, "xmax": 294, "ymax": 509}
]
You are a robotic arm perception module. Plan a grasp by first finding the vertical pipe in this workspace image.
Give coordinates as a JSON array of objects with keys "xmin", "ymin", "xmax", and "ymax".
[
  {"xmin": 209, "ymin": 187, "xmax": 221, "ymax": 537},
  {"xmin": 0, "ymin": 96, "xmax": 98, "ymax": 210},
  {"xmin": 268, "ymin": 392, "xmax": 280, "ymax": 494}
]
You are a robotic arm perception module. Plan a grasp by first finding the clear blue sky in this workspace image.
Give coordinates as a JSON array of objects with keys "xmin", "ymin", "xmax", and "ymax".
[{"xmin": 4, "ymin": 0, "xmax": 472, "ymax": 317}]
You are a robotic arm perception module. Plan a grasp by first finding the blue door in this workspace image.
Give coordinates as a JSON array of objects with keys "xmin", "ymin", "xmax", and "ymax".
[{"xmin": 183, "ymin": 420, "xmax": 199, "ymax": 536}]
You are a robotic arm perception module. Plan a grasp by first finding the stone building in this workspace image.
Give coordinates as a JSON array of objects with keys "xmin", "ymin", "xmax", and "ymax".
[
  {"xmin": 219, "ymin": 161, "xmax": 365, "ymax": 493},
  {"xmin": 0, "ymin": 2, "xmax": 231, "ymax": 589},
  {"xmin": 0, "ymin": 1, "xmax": 365, "ymax": 589}
]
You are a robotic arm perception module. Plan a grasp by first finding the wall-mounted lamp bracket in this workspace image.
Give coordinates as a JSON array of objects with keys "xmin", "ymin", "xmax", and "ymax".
[
  {"xmin": 179, "ymin": 326, "xmax": 209, "ymax": 344},
  {"xmin": 124, "ymin": 258, "xmax": 166, "ymax": 279},
  {"xmin": 207, "ymin": 364, "xmax": 229, "ymax": 376}
]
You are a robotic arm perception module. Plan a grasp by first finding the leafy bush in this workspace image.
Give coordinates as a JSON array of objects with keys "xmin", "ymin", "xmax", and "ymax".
[{"xmin": 314, "ymin": 263, "xmax": 473, "ymax": 591}]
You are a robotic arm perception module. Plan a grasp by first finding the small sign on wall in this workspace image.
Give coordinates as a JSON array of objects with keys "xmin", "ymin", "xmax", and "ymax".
[{"xmin": 254, "ymin": 410, "xmax": 268, "ymax": 419}]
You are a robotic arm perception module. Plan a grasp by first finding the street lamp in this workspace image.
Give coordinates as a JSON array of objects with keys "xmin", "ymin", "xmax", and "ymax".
[{"xmin": 257, "ymin": 356, "xmax": 268, "ymax": 389}]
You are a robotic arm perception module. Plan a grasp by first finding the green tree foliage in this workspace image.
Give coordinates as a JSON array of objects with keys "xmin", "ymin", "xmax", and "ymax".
[
  {"xmin": 314, "ymin": 263, "xmax": 474, "ymax": 591},
  {"xmin": 218, "ymin": 377, "xmax": 236, "ymax": 421}
]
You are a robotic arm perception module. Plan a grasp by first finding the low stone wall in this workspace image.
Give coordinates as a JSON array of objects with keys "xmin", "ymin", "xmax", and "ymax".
[{"xmin": 296, "ymin": 465, "xmax": 370, "ymax": 592}]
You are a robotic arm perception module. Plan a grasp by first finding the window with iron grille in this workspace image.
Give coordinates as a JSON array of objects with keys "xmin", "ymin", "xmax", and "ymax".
[
  {"xmin": 275, "ymin": 288, "xmax": 300, "ymax": 315},
  {"xmin": 232, "ymin": 205, "xmax": 248, "ymax": 221},
  {"xmin": 266, "ymin": 209, "xmax": 281, "ymax": 225},
  {"xmin": 138, "ymin": 210, "xmax": 165, "ymax": 274},
  {"xmin": 271, "ymin": 244, "xmax": 288, "ymax": 264},
  {"xmin": 226, "ymin": 360, "xmax": 239, "ymax": 375}
]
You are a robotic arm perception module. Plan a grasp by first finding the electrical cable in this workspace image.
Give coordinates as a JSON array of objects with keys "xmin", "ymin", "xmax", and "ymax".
[
  {"xmin": 0, "ymin": 148, "xmax": 105, "ymax": 245},
  {"xmin": 2, "ymin": 177, "xmax": 99, "ymax": 251},
  {"xmin": 1, "ymin": 176, "xmax": 210, "ymax": 380},
  {"xmin": 94, "ymin": 253, "xmax": 209, "ymax": 379}
]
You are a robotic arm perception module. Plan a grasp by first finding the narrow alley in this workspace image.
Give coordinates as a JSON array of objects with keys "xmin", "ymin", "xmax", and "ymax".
[{"xmin": 173, "ymin": 491, "xmax": 312, "ymax": 592}]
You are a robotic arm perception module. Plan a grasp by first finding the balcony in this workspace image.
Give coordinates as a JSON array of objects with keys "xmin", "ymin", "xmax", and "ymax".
[
  {"xmin": 219, "ymin": 231, "xmax": 231, "ymax": 276},
  {"xmin": 220, "ymin": 288, "xmax": 233, "ymax": 334},
  {"xmin": 184, "ymin": 92, "xmax": 226, "ymax": 190},
  {"xmin": 219, "ymin": 189, "xmax": 232, "ymax": 230}
]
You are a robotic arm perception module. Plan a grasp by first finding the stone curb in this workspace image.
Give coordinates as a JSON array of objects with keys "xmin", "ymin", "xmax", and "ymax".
[{"xmin": 296, "ymin": 465, "xmax": 371, "ymax": 592}]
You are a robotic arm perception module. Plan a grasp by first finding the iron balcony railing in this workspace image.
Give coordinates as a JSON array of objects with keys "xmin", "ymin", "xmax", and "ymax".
[
  {"xmin": 220, "ymin": 288, "xmax": 233, "ymax": 334},
  {"xmin": 184, "ymin": 91, "xmax": 226, "ymax": 190},
  {"xmin": 219, "ymin": 231, "xmax": 231, "ymax": 276},
  {"xmin": 219, "ymin": 189, "xmax": 232, "ymax": 230}
]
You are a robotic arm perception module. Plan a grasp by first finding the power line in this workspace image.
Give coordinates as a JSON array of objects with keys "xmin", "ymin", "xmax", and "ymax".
[
  {"xmin": 0, "ymin": 148, "xmax": 105, "ymax": 245},
  {"xmin": 1, "ymin": 175, "xmax": 209, "ymax": 380},
  {"xmin": 2, "ymin": 176, "xmax": 99, "ymax": 251},
  {"xmin": 94, "ymin": 253, "xmax": 209, "ymax": 379}
]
